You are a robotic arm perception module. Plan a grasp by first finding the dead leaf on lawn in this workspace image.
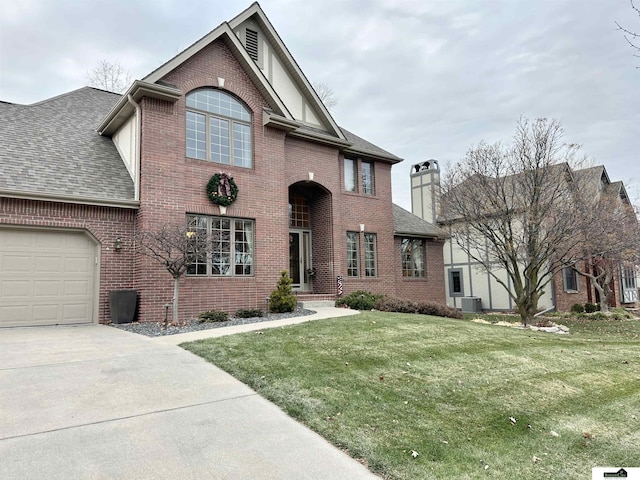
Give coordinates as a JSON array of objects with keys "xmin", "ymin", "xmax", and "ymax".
[
  {"xmin": 410, "ymin": 450, "xmax": 419, "ymax": 458},
  {"xmin": 509, "ymin": 416, "xmax": 517, "ymax": 424},
  {"xmin": 532, "ymin": 455, "xmax": 541, "ymax": 463}
]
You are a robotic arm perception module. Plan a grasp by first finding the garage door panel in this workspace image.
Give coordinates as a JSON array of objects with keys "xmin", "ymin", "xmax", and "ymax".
[
  {"xmin": 64, "ymin": 280, "xmax": 89, "ymax": 296},
  {"xmin": 2, "ymin": 280, "xmax": 32, "ymax": 297},
  {"xmin": 63, "ymin": 304, "xmax": 90, "ymax": 322},
  {"xmin": 65, "ymin": 256, "xmax": 92, "ymax": 273},
  {"xmin": 3, "ymin": 255, "xmax": 32, "ymax": 272},
  {"xmin": 32, "ymin": 305, "xmax": 61, "ymax": 322},
  {"xmin": 33, "ymin": 280, "xmax": 62, "ymax": 297},
  {"xmin": 0, "ymin": 229, "xmax": 96, "ymax": 327},
  {"xmin": 35, "ymin": 256, "xmax": 64, "ymax": 273}
]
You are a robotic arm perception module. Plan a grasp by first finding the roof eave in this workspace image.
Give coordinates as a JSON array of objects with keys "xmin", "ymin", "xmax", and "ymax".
[
  {"xmin": 97, "ymin": 81, "xmax": 182, "ymax": 136},
  {"xmin": 0, "ymin": 189, "xmax": 140, "ymax": 209},
  {"xmin": 288, "ymin": 128, "xmax": 352, "ymax": 149},
  {"xmin": 343, "ymin": 147, "xmax": 403, "ymax": 164}
]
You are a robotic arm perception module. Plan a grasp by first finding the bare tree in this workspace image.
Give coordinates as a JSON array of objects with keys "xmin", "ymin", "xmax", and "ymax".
[
  {"xmin": 312, "ymin": 81, "xmax": 337, "ymax": 111},
  {"xmin": 441, "ymin": 118, "xmax": 586, "ymax": 325},
  {"xmin": 616, "ymin": 0, "xmax": 640, "ymax": 63},
  {"xmin": 571, "ymin": 187, "xmax": 640, "ymax": 311},
  {"xmin": 136, "ymin": 223, "xmax": 208, "ymax": 325},
  {"xmin": 86, "ymin": 60, "xmax": 132, "ymax": 93}
]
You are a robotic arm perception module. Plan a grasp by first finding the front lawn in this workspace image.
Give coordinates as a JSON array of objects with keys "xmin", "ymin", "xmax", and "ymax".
[{"xmin": 182, "ymin": 312, "xmax": 640, "ymax": 479}]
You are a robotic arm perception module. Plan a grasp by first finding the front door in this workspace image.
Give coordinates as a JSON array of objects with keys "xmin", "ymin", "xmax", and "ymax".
[{"xmin": 289, "ymin": 230, "xmax": 311, "ymax": 291}]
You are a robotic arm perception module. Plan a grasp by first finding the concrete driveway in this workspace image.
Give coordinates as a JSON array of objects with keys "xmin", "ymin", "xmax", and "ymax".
[{"xmin": 0, "ymin": 324, "xmax": 378, "ymax": 479}]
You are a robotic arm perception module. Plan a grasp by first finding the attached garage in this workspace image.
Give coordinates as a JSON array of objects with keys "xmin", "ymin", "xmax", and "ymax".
[{"xmin": 0, "ymin": 228, "xmax": 98, "ymax": 327}]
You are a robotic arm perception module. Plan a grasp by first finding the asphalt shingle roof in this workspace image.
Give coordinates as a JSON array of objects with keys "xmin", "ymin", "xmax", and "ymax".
[
  {"xmin": 393, "ymin": 203, "xmax": 444, "ymax": 238},
  {"xmin": 340, "ymin": 127, "xmax": 402, "ymax": 163},
  {"xmin": 0, "ymin": 87, "xmax": 134, "ymax": 201}
]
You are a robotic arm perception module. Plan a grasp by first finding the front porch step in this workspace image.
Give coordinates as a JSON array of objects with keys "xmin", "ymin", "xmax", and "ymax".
[{"xmin": 295, "ymin": 293, "xmax": 336, "ymax": 309}]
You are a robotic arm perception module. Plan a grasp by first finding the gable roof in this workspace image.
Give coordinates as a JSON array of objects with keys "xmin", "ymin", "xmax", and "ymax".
[
  {"xmin": 393, "ymin": 204, "xmax": 445, "ymax": 238},
  {"xmin": 0, "ymin": 87, "xmax": 136, "ymax": 206}
]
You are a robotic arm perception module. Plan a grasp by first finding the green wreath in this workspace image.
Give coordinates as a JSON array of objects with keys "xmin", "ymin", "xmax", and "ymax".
[{"xmin": 206, "ymin": 172, "xmax": 239, "ymax": 207}]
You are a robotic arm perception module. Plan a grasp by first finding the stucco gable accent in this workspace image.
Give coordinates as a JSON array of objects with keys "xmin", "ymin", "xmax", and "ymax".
[{"xmin": 228, "ymin": 3, "xmax": 345, "ymax": 141}]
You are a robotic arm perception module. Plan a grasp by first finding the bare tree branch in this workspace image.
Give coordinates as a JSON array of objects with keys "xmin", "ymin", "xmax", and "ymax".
[
  {"xmin": 312, "ymin": 81, "xmax": 338, "ymax": 111},
  {"xmin": 86, "ymin": 60, "xmax": 132, "ymax": 93},
  {"xmin": 441, "ymin": 118, "xmax": 589, "ymax": 325},
  {"xmin": 136, "ymin": 223, "xmax": 209, "ymax": 324}
]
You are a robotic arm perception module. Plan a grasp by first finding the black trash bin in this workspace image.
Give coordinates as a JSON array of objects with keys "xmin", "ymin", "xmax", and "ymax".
[{"xmin": 109, "ymin": 290, "xmax": 138, "ymax": 324}]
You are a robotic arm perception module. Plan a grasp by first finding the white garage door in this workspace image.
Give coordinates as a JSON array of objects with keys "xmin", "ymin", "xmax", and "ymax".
[{"xmin": 0, "ymin": 228, "xmax": 97, "ymax": 327}]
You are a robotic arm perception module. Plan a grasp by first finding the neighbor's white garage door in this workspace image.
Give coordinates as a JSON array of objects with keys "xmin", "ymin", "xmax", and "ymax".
[{"xmin": 0, "ymin": 228, "xmax": 96, "ymax": 327}]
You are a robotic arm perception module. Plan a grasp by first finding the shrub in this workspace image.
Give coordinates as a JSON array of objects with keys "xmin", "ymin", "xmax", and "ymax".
[
  {"xmin": 374, "ymin": 295, "xmax": 463, "ymax": 319},
  {"xmin": 570, "ymin": 303, "xmax": 585, "ymax": 314},
  {"xmin": 610, "ymin": 307, "xmax": 633, "ymax": 320},
  {"xmin": 269, "ymin": 270, "xmax": 297, "ymax": 313},
  {"xmin": 590, "ymin": 312, "xmax": 607, "ymax": 321},
  {"xmin": 584, "ymin": 302, "xmax": 598, "ymax": 313},
  {"xmin": 335, "ymin": 290, "xmax": 382, "ymax": 310},
  {"xmin": 235, "ymin": 308, "xmax": 264, "ymax": 319},
  {"xmin": 198, "ymin": 309, "xmax": 229, "ymax": 323}
]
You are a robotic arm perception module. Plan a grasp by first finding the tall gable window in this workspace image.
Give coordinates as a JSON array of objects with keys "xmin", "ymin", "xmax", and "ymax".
[{"xmin": 186, "ymin": 89, "xmax": 252, "ymax": 168}]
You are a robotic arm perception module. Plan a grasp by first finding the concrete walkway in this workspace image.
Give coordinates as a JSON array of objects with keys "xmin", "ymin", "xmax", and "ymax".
[
  {"xmin": 153, "ymin": 306, "xmax": 360, "ymax": 345},
  {"xmin": 0, "ymin": 308, "xmax": 378, "ymax": 480}
]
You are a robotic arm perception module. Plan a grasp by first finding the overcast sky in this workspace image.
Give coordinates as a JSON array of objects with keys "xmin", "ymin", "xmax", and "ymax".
[{"xmin": 1, "ymin": 0, "xmax": 638, "ymax": 209}]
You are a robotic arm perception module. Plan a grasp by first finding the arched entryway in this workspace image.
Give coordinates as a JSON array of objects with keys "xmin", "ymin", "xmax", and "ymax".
[{"xmin": 288, "ymin": 182, "xmax": 333, "ymax": 294}]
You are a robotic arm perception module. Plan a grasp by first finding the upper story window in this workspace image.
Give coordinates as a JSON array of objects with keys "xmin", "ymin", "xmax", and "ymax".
[
  {"xmin": 343, "ymin": 156, "xmax": 375, "ymax": 195},
  {"xmin": 186, "ymin": 89, "xmax": 252, "ymax": 168},
  {"xmin": 362, "ymin": 161, "xmax": 375, "ymax": 195}
]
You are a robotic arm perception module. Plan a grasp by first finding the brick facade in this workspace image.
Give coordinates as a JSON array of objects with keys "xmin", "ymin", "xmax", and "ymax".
[{"xmin": 1, "ymin": 38, "xmax": 448, "ymax": 325}]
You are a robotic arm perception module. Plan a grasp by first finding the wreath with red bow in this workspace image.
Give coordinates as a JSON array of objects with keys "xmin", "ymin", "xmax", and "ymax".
[{"xmin": 206, "ymin": 172, "xmax": 239, "ymax": 207}]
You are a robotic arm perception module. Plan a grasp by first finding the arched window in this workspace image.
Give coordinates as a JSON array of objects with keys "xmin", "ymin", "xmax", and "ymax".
[{"xmin": 185, "ymin": 89, "xmax": 252, "ymax": 168}]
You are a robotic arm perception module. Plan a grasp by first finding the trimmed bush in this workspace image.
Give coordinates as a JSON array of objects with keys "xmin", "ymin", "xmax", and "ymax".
[
  {"xmin": 335, "ymin": 290, "xmax": 383, "ymax": 311},
  {"xmin": 269, "ymin": 271, "xmax": 297, "ymax": 313},
  {"xmin": 198, "ymin": 309, "xmax": 229, "ymax": 323},
  {"xmin": 235, "ymin": 308, "xmax": 264, "ymax": 319},
  {"xmin": 584, "ymin": 302, "xmax": 598, "ymax": 313},
  {"xmin": 374, "ymin": 295, "xmax": 464, "ymax": 319},
  {"xmin": 570, "ymin": 303, "xmax": 585, "ymax": 314}
]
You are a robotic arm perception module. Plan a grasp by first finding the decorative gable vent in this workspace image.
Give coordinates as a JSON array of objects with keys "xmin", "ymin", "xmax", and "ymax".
[{"xmin": 245, "ymin": 28, "xmax": 259, "ymax": 62}]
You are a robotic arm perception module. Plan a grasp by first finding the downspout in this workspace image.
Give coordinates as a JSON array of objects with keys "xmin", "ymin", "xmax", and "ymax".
[{"xmin": 127, "ymin": 94, "xmax": 141, "ymax": 201}]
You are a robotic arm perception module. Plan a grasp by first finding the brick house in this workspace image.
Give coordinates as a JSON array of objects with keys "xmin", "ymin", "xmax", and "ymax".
[{"xmin": 0, "ymin": 3, "xmax": 445, "ymax": 327}]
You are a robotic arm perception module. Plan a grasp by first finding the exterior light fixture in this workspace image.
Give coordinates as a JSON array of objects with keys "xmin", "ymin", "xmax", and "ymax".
[
  {"xmin": 360, "ymin": 224, "xmax": 365, "ymax": 232},
  {"xmin": 114, "ymin": 237, "xmax": 123, "ymax": 251}
]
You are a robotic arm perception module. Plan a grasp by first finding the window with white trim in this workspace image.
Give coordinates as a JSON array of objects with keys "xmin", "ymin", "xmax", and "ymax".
[
  {"xmin": 186, "ymin": 89, "xmax": 252, "ymax": 168},
  {"xmin": 186, "ymin": 215, "xmax": 254, "ymax": 276}
]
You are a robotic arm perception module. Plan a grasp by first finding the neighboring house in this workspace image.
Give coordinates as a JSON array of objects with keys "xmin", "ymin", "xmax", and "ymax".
[
  {"xmin": 0, "ymin": 2, "xmax": 445, "ymax": 327},
  {"xmin": 409, "ymin": 160, "xmax": 638, "ymax": 313}
]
